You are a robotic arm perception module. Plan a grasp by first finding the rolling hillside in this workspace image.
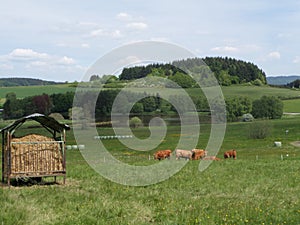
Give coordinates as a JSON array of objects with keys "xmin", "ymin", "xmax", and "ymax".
[
  {"xmin": 0, "ymin": 77, "xmax": 62, "ymax": 87},
  {"xmin": 266, "ymin": 75, "xmax": 300, "ymax": 85}
]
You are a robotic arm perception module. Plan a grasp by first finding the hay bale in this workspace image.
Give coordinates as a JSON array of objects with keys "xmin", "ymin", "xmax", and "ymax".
[
  {"xmin": 274, "ymin": 141, "xmax": 282, "ymax": 147},
  {"xmin": 10, "ymin": 134, "xmax": 64, "ymax": 175}
]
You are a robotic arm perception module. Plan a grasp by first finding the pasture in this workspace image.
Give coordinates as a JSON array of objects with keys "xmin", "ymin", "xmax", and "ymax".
[
  {"xmin": 1, "ymin": 116, "xmax": 300, "ymax": 224},
  {"xmin": 1, "ymin": 83, "xmax": 300, "ymax": 106},
  {"xmin": 0, "ymin": 84, "xmax": 76, "ymax": 105},
  {"xmin": 283, "ymin": 98, "xmax": 300, "ymax": 113},
  {"xmin": 221, "ymin": 85, "xmax": 300, "ymax": 100}
]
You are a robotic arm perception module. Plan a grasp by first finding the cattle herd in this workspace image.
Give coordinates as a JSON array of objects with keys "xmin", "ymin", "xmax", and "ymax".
[{"xmin": 153, "ymin": 149, "xmax": 237, "ymax": 161}]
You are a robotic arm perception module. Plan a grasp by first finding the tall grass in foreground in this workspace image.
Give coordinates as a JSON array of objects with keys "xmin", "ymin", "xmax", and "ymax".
[
  {"xmin": 1, "ymin": 154, "xmax": 300, "ymax": 224},
  {"xmin": 1, "ymin": 117, "xmax": 300, "ymax": 224}
]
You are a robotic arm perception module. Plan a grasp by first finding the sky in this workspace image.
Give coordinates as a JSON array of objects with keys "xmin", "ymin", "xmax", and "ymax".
[{"xmin": 1, "ymin": 0, "xmax": 300, "ymax": 82}]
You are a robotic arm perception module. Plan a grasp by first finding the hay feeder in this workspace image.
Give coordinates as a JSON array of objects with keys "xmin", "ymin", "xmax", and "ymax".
[{"xmin": 1, "ymin": 113, "xmax": 70, "ymax": 185}]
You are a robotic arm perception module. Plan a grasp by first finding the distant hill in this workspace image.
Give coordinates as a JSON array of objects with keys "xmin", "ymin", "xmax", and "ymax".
[
  {"xmin": 266, "ymin": 76, "xmax": 300, "ymax": 85},
  {"xmin": 174, "ymin": 57, "xmax": 267, "ymax": 85},
  {"xmin": 0, "ymin": 78, "xmax": 62, "ymax": 87},
  {"xmin": 115, "ymin": 57, "xmax": 267, "ymax": 86}
]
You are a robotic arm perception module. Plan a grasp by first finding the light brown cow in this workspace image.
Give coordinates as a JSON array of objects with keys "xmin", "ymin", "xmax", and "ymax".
[
  {"xmin": 224, "ymin": 149, "xmax": 237, "ymax": 159},
  {"xmin": 154, "ymin": 150, "xmax": 172, "ymax": 160},
  {"xmin": 175, "ymin": 149, "xmax": 193, "ymax": 160},
  {"xmin": 191, "ymin": 149, "xmax": 207, "ymax": 160},
  {"xmin": 203, "ymin": 156, "xmax": 221, "ymax": 161}
]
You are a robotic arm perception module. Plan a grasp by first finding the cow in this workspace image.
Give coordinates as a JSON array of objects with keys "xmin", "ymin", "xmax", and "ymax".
[
  {"xmin": 175, "ymin": 149, "xmax": 193, "ymax": 160},
  {"xmin": 224, "ymin": 149, "xmax": 237, "ymax": 159},
  {"xmin": 203, "ymin": 156, "xmax": 221, "ymax": 161},
  {"xmin": 191, "ymin": 149, "xmax": 207, "ymax": 160},
  {"xmin": 154, "ymin": 150, "xmax": 172, "ymax": 160}
]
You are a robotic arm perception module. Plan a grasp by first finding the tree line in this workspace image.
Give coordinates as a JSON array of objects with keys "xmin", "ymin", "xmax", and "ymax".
[
  {"xmin": 2, "ymin": 90, "xmax": 283, "ymax": 122},
  {"xmin": 0, "ymin": 78, "xmax": 61, "ymax": 87},
  {"xmin": 90, "ymin": 57, "xmax": 267, "ymax": 88},
  {"xmin": 98, "ymin": 57, "xmax": 267, "ymax": 88},
  {"xmin": 173, "ymin": 57, "xmax": 267, "ymax": 86}
]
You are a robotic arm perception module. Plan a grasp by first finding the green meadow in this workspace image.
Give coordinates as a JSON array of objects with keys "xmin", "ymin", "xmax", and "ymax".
[
  {"xmin": 1, "ymin": 114, "xmax": 300, "ymax": 224},
  {"xmin": 0, "ymin": 84, "xmax": 76, "ymax": 104},
  {"xmin": 221, "ymin": 85, "xmax": 300, "ymax": 100},
  {"xmin": 1, "ymin": 84, "xmax": 300, "ymax": 224},
  {"xmin": 283, "ymin": 98, "xmax": 300, "ymax": 113},
  {"xmin": 1, "ymin": 83, "xmax": 300, "ymax": 104}
]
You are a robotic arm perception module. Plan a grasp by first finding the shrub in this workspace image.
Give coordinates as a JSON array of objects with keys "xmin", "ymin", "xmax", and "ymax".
[
  {"xmin": 129, "ymin": 116, "xmax": 143, "ymax": 128},
  {"xmin": 252, "ymin": 79, "xmax": 264, "ymax": 86},
  {"xmin": 241, "ymin": 113, "xmax": 254, "ymax": 122},
  {"xmin": 248, "ymin": 120, "xmax": 272, "ymax": 139},
  {"xmin": 49, "ymin": 113, "xmax": 65, "ymax": 120},
  {"xmin": 252, "ymin": 96, "xmax": 283, "ymax": 119}
]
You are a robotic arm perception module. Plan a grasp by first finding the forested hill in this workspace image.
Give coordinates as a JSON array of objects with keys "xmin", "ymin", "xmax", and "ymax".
[
  {"xmin": 117, "ymin": 57, "xmax": 267, "ymax": 86},
  {"xmin": 173, "ymin": 57, "xmax": 267, "ymax": 85},
  {"xmin": 0, "ymin": 78, "xmax": 60, "ymax": 86}
]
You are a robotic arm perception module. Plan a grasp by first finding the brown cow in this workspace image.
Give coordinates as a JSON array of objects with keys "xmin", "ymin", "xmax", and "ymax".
[
  {"xmin": 191, "ymin": 149, "xmax": 207, "ymax": 160},
  {"xmin": 224, "ymin": 150, "xmax": 237, "ymax": 159},
  {"xmin": 203, "ymin": 156, "xmax": 221, "ymax": 161},
  {"xmin": 175, "ymin": 149, "xmax": 193, "ymax": 160},
  {"xmin": 154, "ymin": 150, "xmax": 172, "ymax": 160}
]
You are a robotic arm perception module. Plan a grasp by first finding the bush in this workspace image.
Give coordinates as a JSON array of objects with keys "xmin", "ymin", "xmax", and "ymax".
[
  {"xmin": 49, "ymin": 113, "xmax": 65, "ymax": 120},
  {"xmin": 248, "ymin": 120, "xmax": 272, "ymax": 139},
  {"xmin": 129, "ymin": 116, "xmax": 143, "ymax": 128},
  {"xmin": 252, "ymin": 79, "xmax": 264, "ymax": 86},
  {"xmin": 241, "ymin": 113, "xmax": 254, "ymax": 122},
  {"xmin": 252, "ymin": 96, "xmax": 283, "ymax": 119}
]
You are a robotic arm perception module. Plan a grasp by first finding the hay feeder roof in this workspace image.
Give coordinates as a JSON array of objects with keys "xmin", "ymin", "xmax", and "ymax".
[{"xmin": 0, "ymin": 113, "xmax": 70, "ymax": 135}]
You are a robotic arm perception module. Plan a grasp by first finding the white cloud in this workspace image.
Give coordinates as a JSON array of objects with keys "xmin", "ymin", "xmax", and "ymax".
[
  {"xmin": 126, "ymin": 22, "xmax": 148, "ymax": 30},
  {"xmin": 118, "ymin": 55, "xmax": 142, "ymax": 66},
  {"xmin": 88, "ymin": 28, "xmax": 122, "ymax": 38},
  {"xmin": 2, "ymin": 48, "xmax": 78, "ymax": 74},
  {"xmin": 9, "ymin": 48, "xmax": 49, "ymax": 60},
  {"xmin": 58, "ymin": 56, "xmax": 75, "ymax": 65},
  {"xmin": 90, "ymin": 29, "xmax": 105, "ymax": 37},
  {"xmin": 111, "ymin": 30, "xmax": 122, "ymax": 38},
  {"xmin": 268, "ymin": 51, "xmax": 281, "ymax": 59},
  {"xmin": 211, "ymin": 46, "xmax": 239, "ymax": 53},
  {"xmin": 117, "ymin": 12, "xmax": 132, "ymax": 21}
]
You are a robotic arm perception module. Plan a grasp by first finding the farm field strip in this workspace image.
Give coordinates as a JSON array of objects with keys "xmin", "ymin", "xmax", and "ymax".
[{"xmin": 1, "ymin": 117, "xmax": 300, "ymax": 224}]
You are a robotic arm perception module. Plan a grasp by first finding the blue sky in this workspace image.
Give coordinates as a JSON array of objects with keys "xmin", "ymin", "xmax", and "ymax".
[{"xmin": 1, "ymin": 0, "xmax": 300, "ymax": 81}]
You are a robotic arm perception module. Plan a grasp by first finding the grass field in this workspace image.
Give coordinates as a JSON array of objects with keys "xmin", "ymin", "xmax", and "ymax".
[
  {"xmin": 185, "ymin": 85, "xmax": 300, "ymax": 101},
  {"xmin": 283, "ymin": 99, "xmax": 300, "ymax": 113},
  {"xmin": 0, "ymin": 84, "xmax": 76, "ymax": 101},
  {"xmin": 1, "ymin": 116, "xmax": 300, "ymax": 224},
  {"xmin": 221, "ymin": 85, "xmax": 300, "ymax": 100},
  {"xmin": 1, "ymin": 83, "xmax": 300, "ymax": 102}
]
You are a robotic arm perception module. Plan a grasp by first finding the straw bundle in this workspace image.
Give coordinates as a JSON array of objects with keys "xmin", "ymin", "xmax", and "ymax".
[{"xmin": 10, "ymin": 134, "xmax": 64, "ymax": 175}]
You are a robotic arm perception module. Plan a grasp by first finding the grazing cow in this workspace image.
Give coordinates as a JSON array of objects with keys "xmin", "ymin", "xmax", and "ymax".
[
  {"xmin": 175, "ymin": 149, "xmax": 193, "ymax": 160},
  {"xmin": 154, "ymin": 150, "xmax": 172, "ymax": 160},
  {"xmin": 224, "ymin": 149, "xmax": 237, "ymax": 159},
  {"xmin": 203, "ymin": 156, "xmax": 221, "ymax": 161},
  {"xmin": 191, "ymin": 149, "xmax": 207, "ymax": 160}
]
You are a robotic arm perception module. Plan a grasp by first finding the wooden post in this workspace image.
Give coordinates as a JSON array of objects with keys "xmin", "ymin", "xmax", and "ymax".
[
  {"xmin": 7, "ymin": 131, "xmax": 11, "ymax": 186},
  {"xmin": 63, "ymin": 129, "xmax": 66, "ymax": 185},
  {"xmin": 1, "ymin": 131, "xmax": 4, "ymax": 183}
]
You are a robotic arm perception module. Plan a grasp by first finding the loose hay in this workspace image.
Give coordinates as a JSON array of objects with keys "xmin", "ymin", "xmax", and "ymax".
[{"xmin": 9, "ymin": 134, "xmax": 64, "ymax": 176}]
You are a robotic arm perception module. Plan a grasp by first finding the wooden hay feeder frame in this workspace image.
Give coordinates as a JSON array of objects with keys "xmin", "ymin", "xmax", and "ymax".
[{"xmin": 1, "ymin": 113, "xmax": 70, "ymax": 185}]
